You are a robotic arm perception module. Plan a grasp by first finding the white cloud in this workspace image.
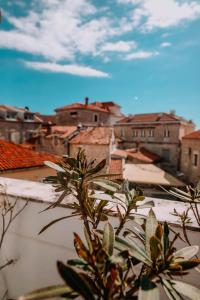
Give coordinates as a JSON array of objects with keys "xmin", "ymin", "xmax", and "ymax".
[
  {"xmin": 24, "ymin": 61, "xmax": 110, "ymax": 78},
  {"xmin": 119, "ymin": 0, "xmax": 200, "ymax": 31},
  {"xmin": 160, "ymin": 42, "xmax": 172, "ymax": 48},
  {"xmin": 101, "ymin": 40, "xmax": 137, "ymax": 52},
  {"xmin": 124, "ymin": 50, "xmax": 159, "ymax": 60},
  {"xmin": 0, "ymin": 0, "xmax": 132, "ymax": 62}
]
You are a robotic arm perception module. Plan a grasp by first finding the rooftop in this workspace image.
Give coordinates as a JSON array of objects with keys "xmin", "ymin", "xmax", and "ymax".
[
  {"xmin": 108, "ymin": 158, "xmax": 123, "ymax": 180},
  {"xmin": 124, "ymin": 163, "xmax": 184, "ymax": 187},
  {"xmin": 182, "ymin": 130, "xmax": 200, "ymax": 139},
  {"xmin": 69, "ymin": 127, "xmax": 113, "ymax": 145},
  {"xmin": 55, "ymin": 102, "xmax": 109, "ymax": 113},
  {"xmin": 112, "ymin": 148, "xmax": 161, "ymax": 163},
  {"xmin": 0, "ymin": 140, "xmax": 58, "ymax": 171},
  {"xmin": 117, "ymin": 112, "xmax": 193, "ymax": 125}
]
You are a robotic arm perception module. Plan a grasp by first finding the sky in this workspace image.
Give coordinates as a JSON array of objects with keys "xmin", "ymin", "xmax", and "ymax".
[{"xmin": 0, "ymin": 0, "xmax": 200, "ymax": 127}]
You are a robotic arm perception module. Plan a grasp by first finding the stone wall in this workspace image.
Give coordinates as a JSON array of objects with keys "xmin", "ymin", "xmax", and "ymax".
[
  {"xmin": 0, "ymin": 120, "xmax": 41, "ymax": 144},
  {"xmin": 114, "ymin": 122, "xmax": 195, "ymax": 169},
  {"xmin": 69, "ymin": 144, "xmax": 111, "ymax": 171},
  {"xmin": 181, "ymin": 138, "xmax": 200, "ymax": 184},
  {"xmin": 54, "ymin": 109, "xmax": 110, "ymax": 126}
]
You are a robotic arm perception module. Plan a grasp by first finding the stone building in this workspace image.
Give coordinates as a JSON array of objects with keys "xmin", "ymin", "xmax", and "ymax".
[
  {"xmin": 180, "ymin": 130, "xmax": 200, "ymax": 184},
  {"xmin": 26, "ymin": 125, "xmax": 81, "ymax": 155},
  {"xmin": 0, "ymin": 105, "xmax": 43, "ymax": 144},
  {"xmin": 114, "ymin": 112, "xmax": 195, "ymax": 170},
  {"xmin": 69, "ymin": 126, "xmax": 116, "ymax": 171},
  {"xmin": 54, "ymin": 98, "xmax": 124, "ymax": 126}
]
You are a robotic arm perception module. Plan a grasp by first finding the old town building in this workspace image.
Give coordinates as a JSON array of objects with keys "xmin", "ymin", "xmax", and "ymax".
[
  {"xmin": 54, "ymin": 98, "xmax": 124, "ymax": 126},
  {"xmin": 0, "ymin": 105, "xmax": 43, "ymax": 144},
  {"xmin": 181, "ymin": 130, "xmax": 200, "ymax": 184},
  {"xmin": 69, "ymin": 126, "xmax": 116, "ymax": 172},
  {"xmin": 114, "ymin": 112, "xmax": 195, "ymax": 170}
]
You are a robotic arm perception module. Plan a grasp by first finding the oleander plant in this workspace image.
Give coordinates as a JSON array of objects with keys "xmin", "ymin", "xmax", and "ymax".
[{"xmin": 20, "ymin": 150, "xmax": 200, "ymax": 300}]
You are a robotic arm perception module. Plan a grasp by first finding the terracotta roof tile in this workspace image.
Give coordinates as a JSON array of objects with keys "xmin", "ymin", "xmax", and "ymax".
[
  {"xmin": 108, "ymin": 158, "xmax": 123, "ymax": 180},
  {"xmin": 117, "ymin": 113, "xmax": 191, "ymax": 124},
  {"xmin": 0, "ymin": 140, "xmax": 59, "ymax": 171},
  {"xmin": 183, "ymin": 130, "xmax": 200, "ymax": 139},
  {"xmin": 112, "ymin": 148, "xmax": 161, "ymax": 163},
  {"xmin": 69, "ymin": 127, "xmax": 113, "ymax": 145},
  {"xmin": 55, "ymin": 103, "xmax": 109, "ymax": 113}
]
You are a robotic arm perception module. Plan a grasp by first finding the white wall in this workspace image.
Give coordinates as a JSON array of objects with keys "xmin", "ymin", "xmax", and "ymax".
[{"xmin": 0, "ymin": 178, "xmax": 199, "ymax": 299}]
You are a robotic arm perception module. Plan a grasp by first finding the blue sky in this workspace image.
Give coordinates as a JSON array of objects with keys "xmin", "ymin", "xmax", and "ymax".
[{"xmin": 0, "ymin": 0, "xmax": 200, "ymax": 127}]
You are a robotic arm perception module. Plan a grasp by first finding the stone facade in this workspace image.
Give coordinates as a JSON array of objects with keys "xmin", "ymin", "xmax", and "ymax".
[
  {"xmin": 54, "ymin": 99, "xmax": 124, "ymax": 126},
  {"xmin": 180, "ymin": 131, "xmax": 200, "ymax": 184},
  {"xmin": 69, "ymin": 127, "xmax": 116, "ymax": 172},
  {"xmin": 0, "ymin": 105, "xmax": 42, "ymax": 144},
  {"xmin": 114, "ymin": 113, "xmax": 195, "ymax": 170}
]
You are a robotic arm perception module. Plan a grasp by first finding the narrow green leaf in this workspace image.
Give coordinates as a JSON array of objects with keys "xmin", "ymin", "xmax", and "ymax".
[
  {"xmin": 57, "ymin": 262, "xmax": 95, "ymax": 300},
  {"xmin": 92, "ymin": 180, "xmax": 117, "ymax": 192},
  {"xmin": 172, "ymin": 280, "xmax": 200, "ymax": 300},
  {"xmin": 39, "ymin": 214, "xmax": 80, "ymax": 234},
  {"xmin": 145, "ymin": 209, "xmax": 158, "ymax": 256},
  {"xmin": 174, "ymin": 245, "xmax": 199, "ymax": 262},
  {"xmin": 44, "ymin": 161, "xmax": 65, "ymax": 173},
  {"xmin": 137, "ymin": 201, "xmax": 154, "ymax": 209},
  {"xmin": 149, "ymin": 236, "xmax": 162, "ymax": 263},
  {"xmin": 18, "ymin": 285, "xmax": 74, "ymax": 300},
  {"xmin": 103, "ymin": 223, "xmax": 115, "ymax": 256},
  {"xmin": 163, "ymin": 222, "xmax": 169, "ymax": 255}
]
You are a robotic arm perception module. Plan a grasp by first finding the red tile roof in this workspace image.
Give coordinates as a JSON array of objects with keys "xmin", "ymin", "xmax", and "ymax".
[
  {"xmin": 36, "ymin": 114, "xmax": 55, "ymax": 124},
  {"xmin": 112, "ymin": 148, "xmax": 161, "ymax": 163},
  {"xmin": 69, "ymin": 127, "xmax": 113, "ymax": 145},
  {"xmin": 0, "ymin": 140, "xmax": 59, "ymax": 171},
  {"xmin": 182, "ymin": 130, "xmax": 200, "ymax": 139},
  {"xmin": 117, "ymin": 113, "xmax": 191, "ymax": 124},
  {"xmin": 55, "ymin": 103, "xmax": 109, "ymax": 113},
  {"xmin": 108, "ymin": 158, "xmax": 123, "ymax": 180}
]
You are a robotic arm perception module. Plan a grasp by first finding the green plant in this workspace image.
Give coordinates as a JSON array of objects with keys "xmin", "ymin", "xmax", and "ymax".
[{"xmin": 19, "ymin": 150, "xmax": 200, "ymax": 300}]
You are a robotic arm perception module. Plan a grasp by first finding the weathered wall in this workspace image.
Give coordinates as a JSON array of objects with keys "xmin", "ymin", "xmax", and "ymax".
[
  {"xmin": 0, "ymin": 120, "xmax": 41, "ymax": 144},
  {"xmin": 54, "ymin": 109, "xmax": 110, "ymax": 126},
  {"xmin": 181, "ymin": 138, "xmax": 200, "ymax": 184},
  {"xmin": 114, "ymin": 123, "xmax": 194, "ymax": 169},
  {"xmin": 69, "ymin": 144, "xmax": 111, "ymax": 171},
  {"xmin": 0, "ymin": 167, "xmax": 56, "ymax": 182}
]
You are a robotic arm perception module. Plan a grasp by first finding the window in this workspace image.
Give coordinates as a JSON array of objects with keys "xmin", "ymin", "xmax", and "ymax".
[
  {"xmin": 24, "ymin": 113, "xmax": 34, "ymax": 120},
  {"xmin": 164, "ymin": 129, "xmax": 170, "ymax": 137},
  {"xmin": 188, "ymin": 147, "xmax": 192, "ymax": 156},
  {"xmin": 70, "ymin": 111, "xmax": 78, "ymax": 116},
  {"xmin": 141, "ymin": 129, "xmax": 145, "ymax": 137},
  {"xmin": 193, "ymin": 153, "xmax": 198, "ymax": 167},
  {"xmin": 121, "ymin": 128, "xmax": 125, "ymax": 137},
  {"xmin": 162, "ymin": 148, "xmax": 170, "ymax": 162},
  {"xmin": 132, "ymin": 129, "xmax": 138, "ymax": 137},
  {"xmin": 94, "ymin": 114, "xmax": 99, "ymax": 122},
  {"xmin": 6, "ymin": 112, "xmax": 17, "ymax": 119},
  {"xmin": 149, "ymin": 129, "xmax": 154, "ymax": 137}
]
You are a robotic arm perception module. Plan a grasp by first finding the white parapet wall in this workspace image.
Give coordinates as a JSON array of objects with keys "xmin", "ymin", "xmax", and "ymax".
[{"xmin": 0, "ymin": 177, "xmax": 199, "ymax": 299}]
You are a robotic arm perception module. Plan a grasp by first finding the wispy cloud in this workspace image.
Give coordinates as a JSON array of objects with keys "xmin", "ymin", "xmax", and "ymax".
[
  {"xmin": 160, "ymin": 42, "xmax": 172, "ymax": 48},
  {"xmin": 24, "ymin": 61, "xmax": 110, "ymax": 78},
  {"xmin": 118, "ymin": 0, "xmax": 200, "ymax": 31},
  {"xmin": 124, "ymin": 50, "xmax": 159, "ymax": 60},
  {"xmin": 101, "ymin": 40, "xmax": 137, "ymax": 52}
]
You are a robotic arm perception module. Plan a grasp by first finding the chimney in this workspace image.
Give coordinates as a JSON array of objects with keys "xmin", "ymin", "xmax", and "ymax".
[
  {"xmin": 169, "ymin": 109, "xmax": 176, "ymax": 115},
  {"xmin": 85, "ymin": 97, "xmax": 89, "ymax": 105}
]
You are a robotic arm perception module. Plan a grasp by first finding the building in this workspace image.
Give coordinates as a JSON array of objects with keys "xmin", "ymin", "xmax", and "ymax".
[
  {"xmin": 0, "ymin": 139, "xmax": 58, "ymax": 181},
  {"xmin": 181, "ymin": 130, "xmax": 200, "ymax": 184},
  {"xmin": 69, "ymin": 126, "xmax": 116, "ymax": 171},
  {"xmin": 114, "ymin": 112, "xmax": 195, "ymax": 170},
  {"xmin": 0, "ymin": 105, "xmax": 43, "ymax": 144},
  {"xmin": 54, "ymin": 97, "xmax": 124, "ymax": 126},
  {"xmin": 25, "ymin": 125, "xmax": 81, "ymax": 155}
]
